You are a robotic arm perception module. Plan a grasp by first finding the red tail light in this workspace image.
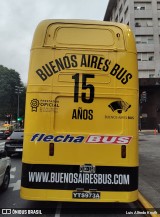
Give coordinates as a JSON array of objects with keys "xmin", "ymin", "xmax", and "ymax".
[
  {"xmin": 121, "ymin": 145, "xmax": 126, "ymax": 158},
  {"xmin": 49, "ymin": 143, "xmax": 54, "ymax": 156}
]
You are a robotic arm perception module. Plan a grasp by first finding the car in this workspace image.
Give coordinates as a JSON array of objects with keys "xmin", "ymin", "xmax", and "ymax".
[
  {"xmin": 0, "ymin": 125, "xmax": 13, "ymax": 140},
  {"xmin": 0, "ymin": 150, "xmax": 11, "ymax": 191},
  {"xmin": 5, "ymin": 129, "xmax": 24, "ymax": 157}
]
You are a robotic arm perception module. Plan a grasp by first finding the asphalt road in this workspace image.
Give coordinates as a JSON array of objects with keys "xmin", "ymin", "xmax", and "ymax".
[{"xmin": 138, "ymin": 131, "xmax": 160, "ymax": 211}]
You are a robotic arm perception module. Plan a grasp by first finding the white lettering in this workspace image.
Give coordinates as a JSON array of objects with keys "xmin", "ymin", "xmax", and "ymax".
[
  {"xmin": 117, "ymin": 137, "xmax": 129, "ymax": 144},
  {"xmin": 102, "ymin": 136, "xmax": 117, "ymax": 143},
  {"xmin": 86, "ymin": 135, "xmax": 132, "ymax": 144},
  {"xmin": 28, "ymin": 172, "xmax": 130, "ymax": 185},
  {"xmin": 86, "ymin": 135, "xmax": 101, "ymax": 143}
]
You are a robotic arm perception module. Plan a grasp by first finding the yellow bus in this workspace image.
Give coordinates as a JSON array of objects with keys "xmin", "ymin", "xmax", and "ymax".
[{"xmin": 20, "ymin": 20, "xmax": 139, "ymax": 202}]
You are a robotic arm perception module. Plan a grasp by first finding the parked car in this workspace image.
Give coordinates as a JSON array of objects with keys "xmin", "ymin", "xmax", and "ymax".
[
  {"xmin": 0, "ymin": 125, "xmax": 13, "ymax": 140},
  {"xmin": 0, "ymin": 150, "xmax": 11, "ymax": 191},
  {"xmin": 5, "ymin": 129, "xmax": 24, "ymax": 157}
]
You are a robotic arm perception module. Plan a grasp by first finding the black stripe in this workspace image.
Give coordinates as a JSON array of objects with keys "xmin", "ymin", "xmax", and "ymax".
[{"xmin": 21, "ymin": 163, "xmax": 138, "ymax": 191}]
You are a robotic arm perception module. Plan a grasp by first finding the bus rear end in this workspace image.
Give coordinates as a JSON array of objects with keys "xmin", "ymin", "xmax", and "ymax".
[{"xmin": 21, "ymin": 20, "xmax": 139, "ymax": 202}]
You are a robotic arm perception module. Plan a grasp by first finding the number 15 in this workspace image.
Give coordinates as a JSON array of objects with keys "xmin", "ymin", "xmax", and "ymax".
[{"xmin": 72, "ymin": 73, "xmax": 95, "ymax": 103}]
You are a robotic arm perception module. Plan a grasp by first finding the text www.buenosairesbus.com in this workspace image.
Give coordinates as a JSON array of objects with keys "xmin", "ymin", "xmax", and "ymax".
[{"xmin": 28, "ymin": 172, "xmax": 130, "ymax": 185}]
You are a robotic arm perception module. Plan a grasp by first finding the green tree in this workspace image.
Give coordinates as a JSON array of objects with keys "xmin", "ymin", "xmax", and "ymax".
[{"xmin": 0, "ymin": 65, "xmax": 26, "ymax": 122}]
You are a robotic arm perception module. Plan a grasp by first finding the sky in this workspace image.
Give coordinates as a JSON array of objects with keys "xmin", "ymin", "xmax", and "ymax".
[{"xmin": 0, "ymin": 0, "xmax": 108, "ymax": 84}]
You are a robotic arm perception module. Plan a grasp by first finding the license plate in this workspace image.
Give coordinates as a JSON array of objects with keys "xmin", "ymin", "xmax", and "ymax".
[
  {"xmin": 72, "ymin": 191, "xmax": 100, "ymax": 199},
  {"xmin": 15, "ymin": 148, "xmax": 23, "ymax": 152}
]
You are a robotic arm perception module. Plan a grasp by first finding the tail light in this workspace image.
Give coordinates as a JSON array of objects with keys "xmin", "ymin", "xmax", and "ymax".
[
  {"xmin": 49, "ymin": 143, "xmax": 54, "ymax": 156},
  {"xmin": 121, "ymin": 145, "xmax": 126, "ymax": 158},
  {"xmin": 6, "ymin": 137, "xmax": 11, "ymax": 140}
]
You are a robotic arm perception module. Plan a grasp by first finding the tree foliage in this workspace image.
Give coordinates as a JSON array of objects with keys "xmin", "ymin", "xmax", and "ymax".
[{"xmin": 0, "ymin": 65, "xmax": 26, "ymax": 121}]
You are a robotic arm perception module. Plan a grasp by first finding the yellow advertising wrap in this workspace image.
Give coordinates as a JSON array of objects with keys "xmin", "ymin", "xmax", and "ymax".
[{"xmin": 21, "ymin": 20, "xmax": 139, "ymax": 202}]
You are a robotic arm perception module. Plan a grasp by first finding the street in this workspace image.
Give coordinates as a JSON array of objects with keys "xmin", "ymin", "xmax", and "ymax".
[
  {"xmin": 0, "ymin": 136, "xmax": 156, "ymax": 217},
  {"xmin": 138, "ymin": 131, "xmax": 160, "ymax": 210}
]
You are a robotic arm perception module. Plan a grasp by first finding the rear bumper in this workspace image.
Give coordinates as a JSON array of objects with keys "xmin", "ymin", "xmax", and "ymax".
[
  {"xmin": 20, "ymin": 187, "xmax": 138, "ymax": 202},
  {"xmin": 5, "ymin": 146, "xmax": 23, "ymax": 154},
  {"xmin": 0, "ymin": 135, "xmax": 7, "ymax": 139},
  {"xmin": 21, "ymin": 163, "xmax": 138, "ymax": 202}
]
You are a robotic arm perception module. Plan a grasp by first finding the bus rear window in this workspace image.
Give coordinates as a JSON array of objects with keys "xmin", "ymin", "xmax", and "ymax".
[{"xmin": 44, "ymin": 25, "xmax": 125, "ymax": 50}]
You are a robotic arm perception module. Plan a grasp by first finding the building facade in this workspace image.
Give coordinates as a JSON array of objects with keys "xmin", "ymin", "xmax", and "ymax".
[{"xmin": 104, "ymin": 0, "xmax": 160, "ymax": 129}]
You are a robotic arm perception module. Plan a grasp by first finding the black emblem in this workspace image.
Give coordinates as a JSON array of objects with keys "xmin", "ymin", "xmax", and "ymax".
[
  {"xmin": 30, "ymin": 99, "xmax": 39, "ymax": 112},
  {"xmin": 108, "ymin": 101, "xmax": 131, "ymax": 114}
]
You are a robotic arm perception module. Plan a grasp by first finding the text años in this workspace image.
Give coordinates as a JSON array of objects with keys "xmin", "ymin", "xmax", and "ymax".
[
  {"xmin": 72, "ymin": 108, "xmax": 93, "ymax": 120},
  {"xmin": 36, "ymin": 54, "xmax": 133, "ymax": 84}
]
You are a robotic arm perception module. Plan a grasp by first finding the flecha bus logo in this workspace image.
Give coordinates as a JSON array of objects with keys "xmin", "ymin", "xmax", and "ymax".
[{"xmin": 85, "ymin": 135, "xmax": 132, "ymax": 144}]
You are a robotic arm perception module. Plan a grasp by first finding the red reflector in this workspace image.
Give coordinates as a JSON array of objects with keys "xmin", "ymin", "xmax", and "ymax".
[
  {"xmin": 49, "ymin": 143, "xmax": 54, "ymax": 156},
  {"xmin": 121, "ymin": 145, "xmax": 126, "ymax": 158}
]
